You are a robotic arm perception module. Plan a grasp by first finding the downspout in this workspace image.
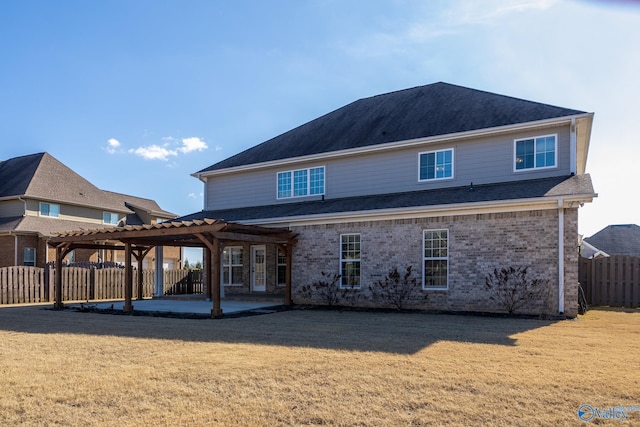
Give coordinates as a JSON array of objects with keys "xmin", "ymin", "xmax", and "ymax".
[
  {"xmin": 570, "ymin": 118, "xmax": 577, "ymax": 175},
  {"xmin": 558, "ymin": 199, "xmax": 564, "ymax": 314}
]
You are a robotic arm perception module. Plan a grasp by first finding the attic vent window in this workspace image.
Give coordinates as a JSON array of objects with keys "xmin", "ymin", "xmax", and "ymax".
[{"xmin": 277, "ymin": 166, "xmax": 325, "ymax": 199}]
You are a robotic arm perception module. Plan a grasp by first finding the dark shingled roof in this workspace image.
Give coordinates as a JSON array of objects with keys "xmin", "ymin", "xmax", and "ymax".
[
  {"xmin": 584, "ymin": 224, "xmax": 640, "ymax": 256},
  {"xmin": 198, "ymin": 82, "xmax": 586, "ymax": 173},
  {"xmin": 176, "ymin": 174, "xmax": 595, "ymax": 223}
]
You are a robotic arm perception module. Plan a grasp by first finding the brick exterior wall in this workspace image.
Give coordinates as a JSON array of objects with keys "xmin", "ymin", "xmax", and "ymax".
[{"xmin": 289, "ymin": 208, "xmax": 580, "ymax": 317}]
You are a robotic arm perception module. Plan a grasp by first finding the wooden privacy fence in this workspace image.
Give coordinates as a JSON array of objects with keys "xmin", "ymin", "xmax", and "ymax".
[
  {"xmin": 579, "ymin": 256, "xmax": 640, "ymax": 308},
  {"xmin": 0, "ymin": 266, "xmax": 203, "ymax": 305}
]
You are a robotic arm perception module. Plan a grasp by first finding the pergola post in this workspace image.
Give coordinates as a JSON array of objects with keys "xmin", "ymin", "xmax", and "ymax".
[
  {"xmin": 124, "ymin": 242, "xmax": 133, "ymax": 312},
  {"xmin": 285, "ymin": 243, "xmax": 293, "ymax": 306},
  {"xmin": 54, "ymin": 245, "xmax": 64, "ymax": 309},
  {"xmin": 136, "ymin": 251, "xmax": 144, "ymax": 301},
  {"xmin": 211, "ymin": 237, "xmax": 223, "ymax": 318},
  {"xmin": 204, "ymin": 246, "xmax": 212, "ymax": 301}
]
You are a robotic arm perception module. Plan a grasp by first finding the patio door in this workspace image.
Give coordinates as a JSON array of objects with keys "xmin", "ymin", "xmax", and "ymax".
[{"xmin": 251, "ymin": 245, "xmax": 266, "ymax": 292}]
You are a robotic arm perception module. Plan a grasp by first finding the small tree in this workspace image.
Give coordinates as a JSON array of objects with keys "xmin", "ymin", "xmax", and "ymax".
[
  {"xmin": 297, "ymin": 272, "xmax": 342, "ymax": 306},
  {"xmin": 484, "ymin": 266, "xmax": 548, "ymax": 314},
  {"xmin": 369, "ymin": 266, "xmax": 427, "ymax": 310}
]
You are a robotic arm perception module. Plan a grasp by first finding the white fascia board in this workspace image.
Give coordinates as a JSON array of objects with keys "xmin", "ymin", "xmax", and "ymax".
[
  {"xmin": 234, "ymin": 193, "xmax": 597, "ymax": 228},
  {"xmin": 195, "ymin": 114, "xmax": 593, "ymax": 179}
]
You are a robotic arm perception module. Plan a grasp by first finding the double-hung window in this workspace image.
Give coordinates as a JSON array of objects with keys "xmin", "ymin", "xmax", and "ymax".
[
  {"xmin": 23, "ymin": 248, "xmax": 35, "ymax": 267},
  {"xmin": 222, "ymin": 246, "xmax": 243, "ymax": 286},
  {"xmin": 340, "ymin": 234, "xmax": 361, "ymax": 288},
  {"xmin": 423, "ymin": 229, "xmax": 448, "ymax": 290},
  {"xmin": 39, "ymin": 202, "xmax": 60, "ymax": 218},
  {"xmin": 419, "ymin": 149, "xmax": 453, "ymax": 181},
  {"xmin": 514, "ymin": 134, "xmax": 556, "ymax": 171},
  {"xmin": 277, "ymin": 166, "xmax": 325, "ymax": 199},
  {"xmin": 103, "ymin": 212, "xmax": 119, "ymax": 225}
]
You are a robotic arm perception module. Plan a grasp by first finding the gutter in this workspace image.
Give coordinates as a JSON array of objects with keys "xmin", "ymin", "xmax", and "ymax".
[{"xmin": 234, "ymin": 192, "xmax": 597, "ymax": 227}]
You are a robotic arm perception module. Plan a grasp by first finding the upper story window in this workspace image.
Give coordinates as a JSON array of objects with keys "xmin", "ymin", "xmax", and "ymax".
[
  {"xmin": 277, "ymin": 166, "xmax": 325, "ymax": 199},
  {"xmin": 103, "ymin": 212, "xmax": 119, "ymax": 225},
  {"xmin": 419, "ymin": 149, "xmax": 453, "ymax": 181},
  {"xmin": 514, "ymin": 134, "xmax": 556, "ymax": 171},
  {"xmin": 39, "ymin": 202, "xmax": 60, "ymax": 218}
]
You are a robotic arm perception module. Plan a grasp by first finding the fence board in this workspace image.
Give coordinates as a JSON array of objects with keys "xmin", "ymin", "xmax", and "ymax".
[
  {"xmin": 0, "ymin": 266, "xmax": 203, "ymax": 304},
  {"xmin": 579, "ymin": 256, "xmax": 640, "ymax": 308}
]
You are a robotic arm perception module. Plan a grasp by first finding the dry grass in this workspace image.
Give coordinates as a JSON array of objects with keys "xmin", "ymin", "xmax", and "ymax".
[{"xmin": 0, "ymin": 305, "xmax": 638, "ymax": 426}]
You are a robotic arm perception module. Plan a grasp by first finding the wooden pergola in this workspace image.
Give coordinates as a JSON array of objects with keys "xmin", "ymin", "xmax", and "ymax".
[{"xmin": 47, "ymin": 219, "xmax": 298, "ymax": 317}]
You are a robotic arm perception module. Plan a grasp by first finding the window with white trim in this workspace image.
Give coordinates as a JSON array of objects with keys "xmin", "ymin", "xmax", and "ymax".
[
  {"xmin": 103, "ymin": 212, "xmax": 119, "ymax": 225},
  {"xmin": 423, "ymin": 229, "xmax": 448, "ymax": 290},
  {"xmin": 340, "ymin": 234, "xmax": 361, "ymax": 288},
  {"xmin": 277, "ymin": 166, "xmax": 324, "ymax": 199},
  {"xmin": 222, "ymin": 246, "xmax": 243, "ymax": 286},
  {"xmin": 419, "ymin": 149, "xmax": 453, "ymax": 181},
  {"xmin": 276, "ymin": 248, "xmax": 286, "ymax": 287},
  {"xmin": 23, "ymin": 248, "xmax": 35, "ymax": 267},
  {"xmin": 514, "ymin": 134, "xmax": 556, "ymax": 171},
  {"xmin": 39, "ymin": 202, "xmax": 60, "ymax": 218}
]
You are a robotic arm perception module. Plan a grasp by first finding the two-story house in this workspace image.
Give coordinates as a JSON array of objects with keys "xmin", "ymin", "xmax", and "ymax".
[
  {"xmin": 181, "ymin": 82, "xmax": 596, "ymax": 316},
  {"xmin": 0, "ymin": 152, "xmax": 181, "ymax": 268}
]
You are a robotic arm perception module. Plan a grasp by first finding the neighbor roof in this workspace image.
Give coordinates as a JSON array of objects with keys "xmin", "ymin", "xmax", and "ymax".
[
  {"xmin": 584, "ymin": 224, "xmax": 640, "ymax": 256},
  {"xmin": 197, "ymin": 82, "xmax": 586, "ymax": 173},
  {"xmin": 0, "ymin": 152, "xmax": 126, "ymax": 213},
  {"xmin": 176, "ymin": 174, "xmax": 595, "ymax": 224}
]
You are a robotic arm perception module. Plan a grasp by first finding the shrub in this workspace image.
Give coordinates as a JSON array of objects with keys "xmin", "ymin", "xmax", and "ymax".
[
  {"xmin": 297, "ymin": 272, "xmax": 359, "ymax": 307},
  {"xmin": 369, "ymin": 266, "xmax": 427, "ymax": 310},
  {"xmin": 484, "ymin": 266, "xmax": 548, "ymax": 314}
]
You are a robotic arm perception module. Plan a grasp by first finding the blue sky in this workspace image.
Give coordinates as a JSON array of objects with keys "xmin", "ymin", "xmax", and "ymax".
[{"xmin": 1, "ymin": 0, "xmax": 639, "ymax": 263}]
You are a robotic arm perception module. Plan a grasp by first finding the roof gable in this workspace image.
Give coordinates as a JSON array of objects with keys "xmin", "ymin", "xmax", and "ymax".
[
  {"xmin": 0, "ymin": 152, "xmax": 43, "ymax": 197},
  {"xmin": 199, "ymin": 82, "xmax": 586, "ymax": 173}
]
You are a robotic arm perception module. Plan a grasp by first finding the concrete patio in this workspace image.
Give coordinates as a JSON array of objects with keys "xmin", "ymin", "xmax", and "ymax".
[{"xmin": 69, "ymin": 297, "xmax": 285, "ymax": 317}]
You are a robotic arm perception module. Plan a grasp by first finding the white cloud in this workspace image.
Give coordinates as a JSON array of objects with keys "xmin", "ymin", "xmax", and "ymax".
[
  {"xmin": 104, "ymin": 138, "xmax": 122, "ymax": 154},
  {"xmin": 179, "ymin": 137, "xmax": 208, "ymax": 153},
  {"xmin": 128, "ymin": 145, "xmax": 178, "ymax": 161}
]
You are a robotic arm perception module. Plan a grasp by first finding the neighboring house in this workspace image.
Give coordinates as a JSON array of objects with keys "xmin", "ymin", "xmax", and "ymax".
[
  {"xmin": 181, "ymin": 82, "xmax": 596, "ymax": 316},
  {"xmin": 0, "ymin": 152, "xmax": 181, "ymax": 268},
  {"xmin": 583, "ymin": 224, "xmax": 640, "ymax": 257}
]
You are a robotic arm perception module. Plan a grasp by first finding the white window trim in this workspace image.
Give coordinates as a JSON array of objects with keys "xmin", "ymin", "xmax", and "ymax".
[
  {"xmin": 339, "ymin": 233, "xmax": 361, "ymax": 289},
  {"xmin": 276, "ymin": 166, "xmax": 325, "ymax": 199},
  {"xmin": 39, "ymin": 202, "xmax": 60, "ymax": 218},
  {"xmin": 513, "ymin": 133, "xmax": 558, "ymax": 172},
  {"xmin": 418, "ymin": 148, "xmax": 454, "ymax": 182},
  {"xmin": 222, "ymin": 246, "xmax": 243, "ymax": 286},
  {"xmin": 422, "ymin": 229, "xmax": 449, "ymax": 291}
]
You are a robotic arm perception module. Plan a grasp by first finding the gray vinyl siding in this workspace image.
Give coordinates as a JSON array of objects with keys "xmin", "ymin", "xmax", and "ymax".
[
  {"xmin": 205, "ymin": 124, "xmax": 571, "ymax": 211},
  {"xmin": 0, "ymin": 200, "xmax": 26, "ymax": 217}
]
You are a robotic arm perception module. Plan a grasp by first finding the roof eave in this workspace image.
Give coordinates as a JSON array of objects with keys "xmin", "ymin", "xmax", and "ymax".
[{"xmin": 226, "ymin": 192, "xmax": 598, "ymax": 227}]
